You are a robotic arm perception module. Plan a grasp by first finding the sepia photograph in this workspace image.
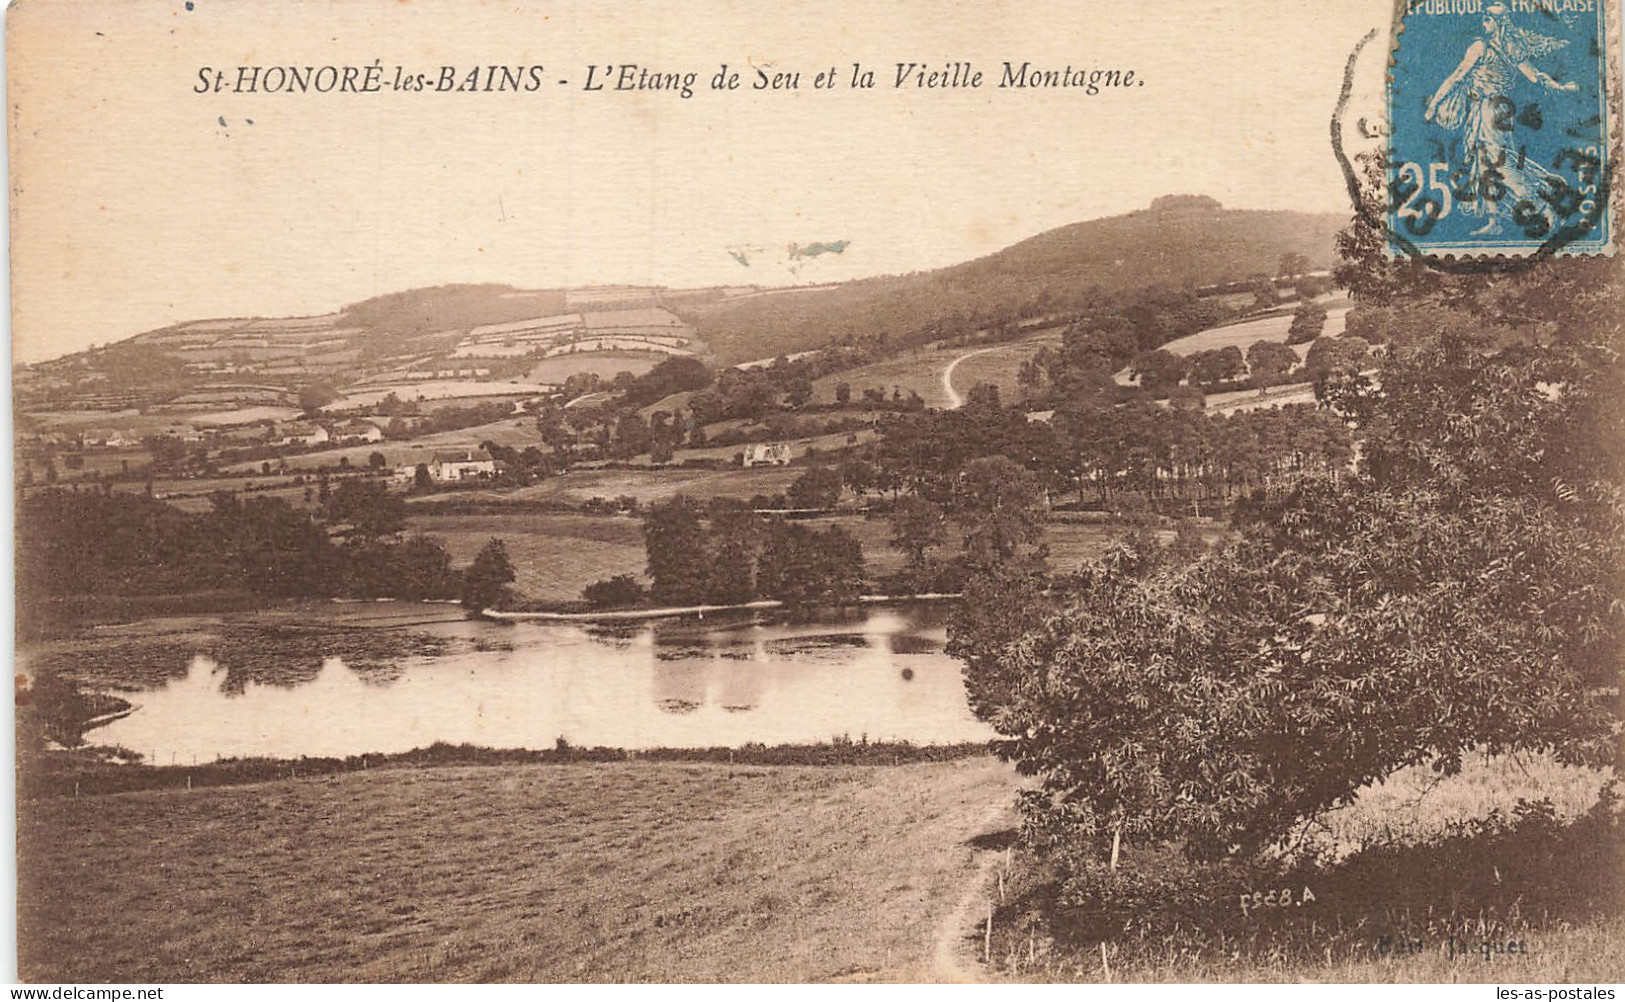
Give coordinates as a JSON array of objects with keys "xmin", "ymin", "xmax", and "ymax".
[{"xmin": 7, "ymin": 0, "xmax": 1624, "ymax": 986}]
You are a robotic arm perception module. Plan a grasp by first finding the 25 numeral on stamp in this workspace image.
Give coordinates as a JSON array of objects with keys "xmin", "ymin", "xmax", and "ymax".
[{"xmin": 1392, "ymin": 145, "xmax": 1600, "ymax": 239}]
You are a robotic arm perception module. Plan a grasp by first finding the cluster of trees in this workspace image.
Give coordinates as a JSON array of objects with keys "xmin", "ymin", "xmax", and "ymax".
[
  {"xmin": 616, "ymin": 357, "xmax": 714, "ymax": 410},
  {"xmin": 472, "ymin": 441, "xmax": 556, "ymax": 485},
  {"xmin": 952, "ymin": 155, "xmax": 1624, "ymax": 904},
  {"xmin": 535, "ymin": 398, "xmax": 697, "ymax": 465},
  {"xmin": 581, "ymin": 498, "xmax": 867, "ymax": 610},
  {"xmin": 878, "ymin": 455, "xmax": 1052, "ymax": 595},
  {"xmin": 1051, "ymin": 399, "xmax": 1353, "ymax": 505},
  {"xmin": 1121, "ymin": 332, "xmax": 1367, "ymax": 397},
  {"xmin": 689, "ymin": 366, "xmax": 807, "ymax": 423},
  {"xmin": 16, "ymin": 485, "xmax": 516, "ymax": 633},
  {"xmin": 383, "ymin": 400, "xmax": 516, "ymax": 441},
  {"xmin": 863, "ymin": 389, "xmax": 1352, "ymax": 511},
  {"xmin": 1014, "ymin": 293, "xmax": 1237, "ymax": 404}
]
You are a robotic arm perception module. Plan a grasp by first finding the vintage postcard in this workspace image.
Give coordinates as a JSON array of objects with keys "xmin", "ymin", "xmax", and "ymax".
[{"xmin": 9, "ymin": 0, "xmax": 1624, "ymax": 986}]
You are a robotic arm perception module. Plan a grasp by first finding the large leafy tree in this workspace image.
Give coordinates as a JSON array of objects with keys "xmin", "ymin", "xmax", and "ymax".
[
  {"xmin": 461, "ymin": 538, "xmax": 516, "ymax": 612},
  {"xmin": 755, "ymin": 521, "xmax": 865, "ymax": 609},
  {"xmin": 956, "ymin": 234, "xmax": 1625, "ymax": 859},
  {"xmin": 642, "ymin": 497, "xmax": 712, "ymax": 605},
  {"xmin": 325, "ymin": 479, "xmax": 406, "ymax": 540}
]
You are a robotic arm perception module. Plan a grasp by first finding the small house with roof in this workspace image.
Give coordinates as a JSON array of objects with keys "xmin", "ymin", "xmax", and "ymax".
[
  {"xmin": 432, "ymin": 449, "xmax": 497, "ymax": 481},
  {"xmin": 272, "ymin": 421, "xmax": 330, "ymax": 447},
  {"xmin": 332, "ymin": 419, "xmax": 384, "ymax": 444},
  {"xmin": 743, "ymin": 442, "xmax": 792, "ymax": 467}
]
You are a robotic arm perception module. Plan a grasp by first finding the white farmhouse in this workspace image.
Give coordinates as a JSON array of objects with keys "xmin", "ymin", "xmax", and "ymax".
[
  {"xmin": 743, "ymin": 442, "xmax": 792, "ymax": 467},
  {"xmin": 273, "ymin": 421, "xmax": 330, "ymax": 447},
  {"xmin": 332, "ymin": 419, "xmax": 384, "ymax": 444},
  {"xmin": 432, "ymin": 449, "xmax": 498, "ymax": 481}
]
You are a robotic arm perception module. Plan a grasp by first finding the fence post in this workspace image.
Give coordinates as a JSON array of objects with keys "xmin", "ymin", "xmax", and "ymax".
[{"xmin": 984, "ymin": 899, "xmax": 993, "ymax": 963}]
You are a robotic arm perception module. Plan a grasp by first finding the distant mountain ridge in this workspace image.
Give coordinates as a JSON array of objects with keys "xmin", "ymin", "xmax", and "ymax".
[
  {"xmin": 681, "ymin": 199, "xmax": 1346, "ymax": 363},
  {"xmin": 26, "ymin": 197, "xmax": 1346, "ymax": 380}
]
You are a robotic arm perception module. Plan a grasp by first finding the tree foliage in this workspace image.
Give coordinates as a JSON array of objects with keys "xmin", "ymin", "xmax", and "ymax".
[
  {"xmin": 1285, "ymin": 302, "xmax": 1327, "ymax": 345},
  {"xmin": 1245, "ymin": 339, "xmax": 1298, "ymax": 378},
  {"xmin": 297, "ymin": 382, "xmax": 339, "ymax": 413},
  {"xmin": 888, "ymin": 497, "xmax": 948, "ymax": 573},
  {"xmin": 1187, "ymin": 345, "xmax": 1245, "ymax": 386},
  {"xmin": 461, "ymin": 538, "xmax": 516, "ymax": 612},
  {"xmin": 754, "ymin": 520, "xmax": 865, "ymax": 609},
  {"xmin": 955, "ymin": 245, "xmax": 1625, "ymax": 862},
  {"xmin": 583, "ymin": 573, "xmax": 647, "ymax": 609},
  {"xmin": 642, "ymin": 497, "xmax": 712, "ymax": 605},
  {"xmin": 324, "ymin": 479, "xmax": 406, "ymax": 540},
  {"xmin": 1128, "ymin": 349, "xmax": 1189, "ymax": 394},
  {"xmin": 787, "ymin": 465, "xmax": 843, "ymax": 509}
]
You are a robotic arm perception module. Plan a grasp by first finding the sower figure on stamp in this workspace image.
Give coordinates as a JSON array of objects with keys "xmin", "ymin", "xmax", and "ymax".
[{"xmin": 1423, "ymin": 2, "xmax": 1581, "ymax": 237}]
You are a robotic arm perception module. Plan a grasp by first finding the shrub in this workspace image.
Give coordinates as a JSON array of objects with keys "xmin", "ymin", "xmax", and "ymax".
[
  {"xmin": 583, "ymin": 574, "xmax": 647, "ymax": 609},
  {"xmin": 1285, "ymin": 302, "xmax": 1327, "ymax": 345}
]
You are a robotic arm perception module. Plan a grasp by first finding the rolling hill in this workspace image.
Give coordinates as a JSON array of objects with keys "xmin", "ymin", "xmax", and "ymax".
[
  {"xmin": 678, "ymin": 196, "xmax": 1346, "ymax": 364},
  {"xmin": 16, "ymin": 196, "xmax": 1346, "ymax": 412}
]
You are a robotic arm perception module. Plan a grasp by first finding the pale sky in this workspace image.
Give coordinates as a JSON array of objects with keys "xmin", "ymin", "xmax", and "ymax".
[{"xmin": 7, "ymin": 0, "xmax": 1392, "ymax": 363}]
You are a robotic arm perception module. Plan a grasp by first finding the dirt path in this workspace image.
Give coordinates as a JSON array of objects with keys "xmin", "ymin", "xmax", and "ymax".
[
  {"xmin": 930, "ymin": 800, "xmax": 1017, "ymax": 982},
  {"xmin": 941, "ymin": 346, "xmax": 1003, "ymax": 409}
]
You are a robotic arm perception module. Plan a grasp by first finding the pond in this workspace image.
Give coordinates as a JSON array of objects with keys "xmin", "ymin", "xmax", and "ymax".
[{"xmin": 92, "ymin": 605, "xmax": 995, "ymax": 763}]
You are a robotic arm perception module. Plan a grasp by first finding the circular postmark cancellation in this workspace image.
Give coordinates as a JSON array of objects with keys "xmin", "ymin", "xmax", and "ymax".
[{"xmin": 1367, "ymin": 0, "xmax": 1615, "ymax": 266}]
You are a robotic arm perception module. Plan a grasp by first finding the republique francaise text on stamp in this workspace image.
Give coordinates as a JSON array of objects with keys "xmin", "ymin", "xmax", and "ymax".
[{"xmin": 1388, "ymin": 0, "xmax": 1612, "ymax": 257}]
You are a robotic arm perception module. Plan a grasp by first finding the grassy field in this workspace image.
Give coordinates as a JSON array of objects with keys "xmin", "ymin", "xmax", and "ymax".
[
  {"xmin": 1204, "ymin": 383, "xmax": 1319, "ymax": 415},
  {"xmin": 18, "ymin": 757, "xmax": 1021, "ymax": 983},
  {"xmin": 468, "ymin": 465, "xmax": 807, "ymax": 508},
  {"xmin": 527, "ymin": 352, "xmax": 664, "ymax": 384},
  {"xmin": 405, "ymin": 506, "xmax": 1123, "ymax": 604},
  {"xmin": 408, "ymin": 512, "xmax": 648, "ymax": 603},
  {"xmin": 1157, "ymin": 295, "xmax": 1351, "ymax": 359},
  {"xmin": 665, "ymin": 428, "xmax": 878, "ymax": 465},
  {"xmin": 1300, "ymin": 752, "xmax": 1612, "ymax": 857},
  {"xmin": 807, "ymin": 331, "xmax": 1064, "ymax": 412},
  {"xmin": 946, "ymin": 334, "xmax": 1064, "ymax": 406},
  {"xmin": 1109, "ymin": 296, "xmax": 1353, "ymax": 388},
  {"xmin": 333, "ymin": 382, "xmax": 552, "ymax": 411},
  {"xmin": 810, "ymin": 346, "xmax": 966, "ymax": 410}
]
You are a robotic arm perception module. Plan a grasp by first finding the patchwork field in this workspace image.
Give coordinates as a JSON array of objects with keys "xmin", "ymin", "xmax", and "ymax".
[
  {"xmin": 526, "ymin": 352, "xmax": 665, "ymax": 385},
  {"xmin": 18, "ymin": 757, "xmax": 1022, "ymax": 983},
  {"xmin": 331, "ymin": 380, "xmax": 554, "ymax": 410}
]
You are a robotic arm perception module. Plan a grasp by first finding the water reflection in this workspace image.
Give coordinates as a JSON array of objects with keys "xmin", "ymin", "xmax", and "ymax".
[{"xmin": 93, "ymin": 605, "xmax": 991, "ymax": 763}]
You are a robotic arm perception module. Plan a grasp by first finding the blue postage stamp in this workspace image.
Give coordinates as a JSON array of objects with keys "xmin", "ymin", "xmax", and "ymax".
[{"xmin": 1388, "ymin": 0, "xmax": 1612, "ymax": 256}]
